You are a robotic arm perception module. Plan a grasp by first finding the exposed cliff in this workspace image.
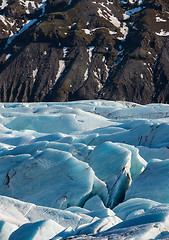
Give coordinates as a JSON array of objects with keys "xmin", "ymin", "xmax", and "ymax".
[{"xmin": 0, "ymin": 0, "xmax": 169, "ymax": 103}]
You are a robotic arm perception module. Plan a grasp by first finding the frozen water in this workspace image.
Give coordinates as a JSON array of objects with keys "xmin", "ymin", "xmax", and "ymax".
[
  {"xmin": 125, "ymin": 159, "xmax": 169, "ymax": 204},
  {"xmin": 0, "ymin": 221, "xmax": 18, "ymax": 240},
  {"xmin": 113, "ymin": 198, "xmax": 160, "ymax": 220},
  {"xmin": 0, "ymin": 149, "xmax": 108, "ymax": 209},
  {"xmin": 9, "ymin": 219, "xmax": 65, "ymax": 240},
  {"xmin": 86, "ymin": 141, "xmax": 132, "ymax": 208},
  {"xmin": 0, "ymin": 100, "xmax": 169, "ymax": 239}
]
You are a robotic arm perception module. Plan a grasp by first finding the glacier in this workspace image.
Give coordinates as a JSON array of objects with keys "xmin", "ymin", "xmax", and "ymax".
[{"xmin": 0, "ymin": 100, "xmax": 169, "ymax": 239}]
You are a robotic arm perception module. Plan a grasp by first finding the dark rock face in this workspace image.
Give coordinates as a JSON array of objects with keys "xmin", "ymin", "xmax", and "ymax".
[{"xmin": 0, "ymin": 0, "xmax": 169, "ymax": 103}]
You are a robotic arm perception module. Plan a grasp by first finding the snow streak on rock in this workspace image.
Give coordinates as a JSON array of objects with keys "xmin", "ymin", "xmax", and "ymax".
[
  {"xmin": 0, "ymin": 0, "xmax": 169, "ymax": 103},
  {"xmin": 0, "ymin": 0, "xmax": 8, "ymax": 10}
]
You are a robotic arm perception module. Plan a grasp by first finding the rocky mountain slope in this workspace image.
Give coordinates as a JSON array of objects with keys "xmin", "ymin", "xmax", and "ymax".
[{"xmin": 0, "ymin": 0, "xmax": 169, "ymax": 103}]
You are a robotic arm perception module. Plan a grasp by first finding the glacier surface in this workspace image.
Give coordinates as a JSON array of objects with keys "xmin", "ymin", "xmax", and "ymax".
[{"xmin": 0, "ymin": 100, "xmax": 169, "ymax": 239}]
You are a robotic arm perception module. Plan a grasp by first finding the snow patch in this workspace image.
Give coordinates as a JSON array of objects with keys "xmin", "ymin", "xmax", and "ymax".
[
  {"xmin": 0, "ymin": 0, "xmax": 8, "ymax": 10},
  {"xmin": 155, "ymin": 29, "xmax": 169, "ymax": 36},
  {"xmin": 32, "ymin": 68, "xmax": 38, "ymax": 82},
  {"xmin": 0, "ymin": 15, "xmax": 7, "ymax": 25},
  {"xmin": 5, "ymin": 54, "xmax": 11, "ymax": 61},
  {"xmin": 19, "ymin": 0, "xmax": 36, "ymax": 14},
  {"xmin": 55, "ymin": 60, "xmax": 65, "ymax": 83},
  {"xmin": 156, "ymin": 17, "xmax": 167, "ymax": 22},
  {"xmin": 83, "ymin": 29, "xmax": 91, "ymax": 35},
  {"xmin": 97, "ymin": 8, "xmax": 121, "ymax": 28},
  {"xmin": 84, "ymin": 68, "xmax": 89, "ymax": 81},
  {"xmin": 63, "ymin": 47, "xmax": 68, "ymax": 58},
  {"xmin": 93, "ymin": 69, "xmax": 101, "ymax": 79},
  {"xmin": 87, "ymin": 46, "xmax": 95, "ymax": 62}
]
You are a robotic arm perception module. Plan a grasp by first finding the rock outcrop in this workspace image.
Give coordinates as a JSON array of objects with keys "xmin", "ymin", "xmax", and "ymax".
[{"xmin": 0, "ymin": 0, "xmax": 169, "ymax": 103}]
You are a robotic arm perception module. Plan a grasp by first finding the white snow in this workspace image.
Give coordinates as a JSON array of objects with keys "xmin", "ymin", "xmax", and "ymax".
[
  {"xmin": 0, "ymin": 0, "xmax": 8, "ymax": 10},
  {"xmin": 4, "ymin": 1, "xmax": 47, "ymax": 49},
  {"xmin": 156, "ymin": 17, "xmax": 167, "ymax": 22},
  {"xmin": 32, "ymin": 68, "xmax": 38, "ymax": 82},
  {"xmin": 83, "ymin": 29, "xmax": 91, "ymax": 35},
  {"xmin": 87, "ymin": 46, "xmax": 95, "ymax": 62},
  {"xmin": 55, "ymin": 60, "xmax": 65, "ymax": 83},
  {"xmin": 97, "ymin": 1, "xmax": 129, "ymax": 39},
  {"xmin": 19, "ymin": 0, "xmax": 37, "ymax": 14},
  {"xmin": 63, "ymin": 47, "xmax": 68, "ymax": 58},
  {"xmin": 156, "ymin": 29, "xmax": 169, "ymax": 36},
  {"xmin": 5, "ymin": 54, "xmax": 11, "ymax": 61},
  {"xmin": 83, "ymin": 27, "xmax": 117, "ymax": 36},
  {"xmin": 54, "ymin": 48, "xmax": 68, "ymax": 83},
  {"xmin": 0, "ymin": 100, "xmax": 169, "ymax": 239},
  {"xmin": 0, "ymin": 15, "xmax": 7, "ymax": 25},
  {"xmin": 108, "ymin": 30, "xmax": 117, "ymax": 35},
  {"xmin": 120, "ymin": 23, "xmax": 128, "ymax": 38},
  {"xmin": 102, "ymin": 56, "xmax": 110, "ymax": 79},
  {"xmin": 0, "ymin": 15, "xmax": 16, "ymax": 29},
  {"xmin": 97, "ymin": 8, "xmax": 121, "ymax": 28},
  {"xmin": 84, "ymin": 68, "xmax": 89, "ymax": 81},
  {"xmin": 93, "ymin": 70, "xmax": 100, "ymax": 79}
]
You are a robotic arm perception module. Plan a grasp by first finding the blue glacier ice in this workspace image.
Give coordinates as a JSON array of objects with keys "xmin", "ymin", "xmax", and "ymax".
[{"xmin": 0, "ymin": 100, "xmax": 168, "ymax": 239}]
